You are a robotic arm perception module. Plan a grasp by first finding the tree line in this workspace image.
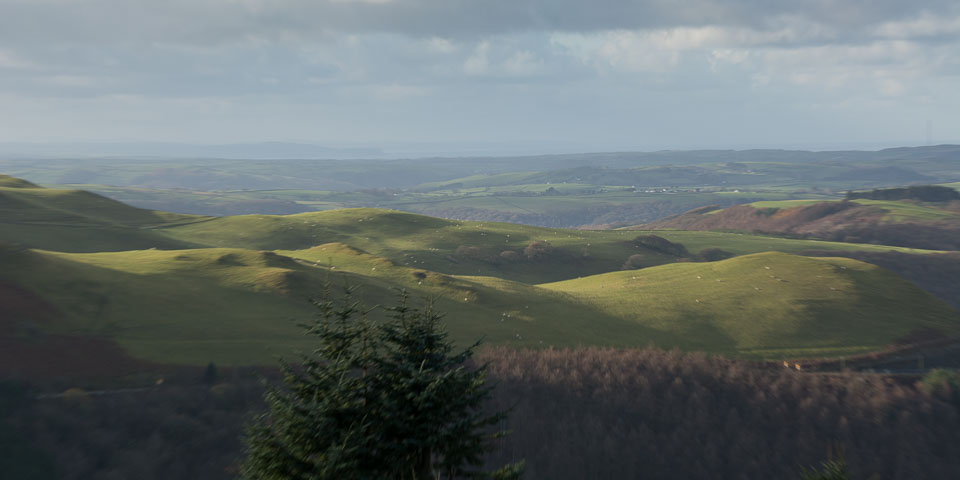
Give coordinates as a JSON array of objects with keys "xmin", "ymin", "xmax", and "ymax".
[{"xmin": 4, "ymin": 345, "xmax": 959, "ymax": 479}]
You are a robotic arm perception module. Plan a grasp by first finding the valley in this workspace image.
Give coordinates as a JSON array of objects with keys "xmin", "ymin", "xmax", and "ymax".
[{"xmin": 3, "ymin": 169, "xmax": 960, "ymax": 370}]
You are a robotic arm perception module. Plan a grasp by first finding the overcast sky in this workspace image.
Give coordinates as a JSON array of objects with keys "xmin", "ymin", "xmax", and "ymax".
[{"xmin": 1, "ymin": 0, "xmax": 958, "ymax": 153}]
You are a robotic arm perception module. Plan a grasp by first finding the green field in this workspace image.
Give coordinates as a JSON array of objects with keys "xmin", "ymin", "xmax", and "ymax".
[
  {"xmin": 3, "ymin": 244, "xmax": 956, "ymax": 364},
  {"xmin": 156, "ymin": 208, "xmax": 941, "ymax": 284},
  {"xmin": 5, "ymin": 144, "xmax": 959, "ymax": 229},
  {"xmin": 0, "ymin": 176, "xmax": 204, "ymax": 252},
  {"xmin": 63, "ymin": 181, "xmax": 816, "ymax": 228},
  {"xmin": 542, "ymin": 252, "xmax": 960, "ymax": 357},
  {"xmin": 748, "ymin": 198, "xmax": 959, "ymax": 222},
  {"xmin": 2, "ymin": 177, "xmax": 960, "ymax": 367}
]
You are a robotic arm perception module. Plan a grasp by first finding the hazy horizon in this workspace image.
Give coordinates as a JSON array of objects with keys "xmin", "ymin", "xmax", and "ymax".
[{"xmin": 0, "ymin": 139, "xmax": 956, "ymax": 161}]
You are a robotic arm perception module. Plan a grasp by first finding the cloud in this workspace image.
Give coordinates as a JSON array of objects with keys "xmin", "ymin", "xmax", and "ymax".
[
  {"xmin": 463, "ymin": 42, "xmax": 490, "ymax": 75},
  {"xmin": 367, "ymin": 83, "xmax": 429, "ymax": 100},
  {"xmin": 0, "ymin": 0, "xmax": 957, "ymax": 146},
  {"xmin": 0, "ymin": 49, "xmax": 36, "ymax": 69},
  {"xmin": 1, "ymin": 0, "xmax": 958, "ymax": 46},
  {"xmin": 874, "ymin": 12, "xmax": 960, "ymax": 39}
]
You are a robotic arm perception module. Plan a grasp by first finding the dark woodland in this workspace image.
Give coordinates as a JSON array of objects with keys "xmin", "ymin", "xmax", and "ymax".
[{"xmin": 4, "ymin": 348, "xmax": 959, "ymax": 480}]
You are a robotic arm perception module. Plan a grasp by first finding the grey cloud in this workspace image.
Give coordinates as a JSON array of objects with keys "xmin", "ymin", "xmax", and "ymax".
[
  {"xmin": 1, "ymin": 0, "xmax": 957, "ymax": 47},
  {"xmin": 0, "ymin": 0, "xmax": 957, "ymax": 147}
]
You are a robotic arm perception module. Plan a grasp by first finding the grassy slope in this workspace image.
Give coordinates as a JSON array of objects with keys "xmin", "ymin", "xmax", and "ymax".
[
  {"xmin": 0, "ymin": 246, "xmax": 321, "ymax": 364},
  {"xmin": 635, "ymin": 230, "xmax": 944, "ymax": 255},
  {"xmin": 0, "ymin": 175, "xmax": 39, "ymax": 188},
  {"xmin": 748, "ymin": 199, "xmax": 959, "ymax": 222},
  {"xmin": 0, "ymin": 176, "xmax": 205, "ymax": 252},
  {"xmin": 2, "ymin": 175, "xmax": 955, "ymax": 365},
  {"xmin": 0, "ymin": 245, "xmax": 643, "ymax": 364},
  {"xmin": 159, "ymin": 208, "xmax": 665, "ymax": 283},
  {"xmin": 541, "ymin": 252, "xmax": 960, "ymax": 357},
  {"xmin": 3, "ymin": 245, "xmax": 956, "ymax": 364},
  {"xmin": 159, "ymin": 208, "xmax": 943, "ymax": 284}
]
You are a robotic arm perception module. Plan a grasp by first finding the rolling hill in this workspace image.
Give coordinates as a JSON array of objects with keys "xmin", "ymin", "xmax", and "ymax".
[
  {"xmin": 156, "ymin": 207, "xmax": 940, "ymax": 285},
  {"xmin": 641, "ymin": 194, "xmax": 960, "ymax": 250},
  {"xmin": 2, "ymin": 175, "xmax": 959, "ymax": 372},
  {"xmin": 9, "ymin": 144, "xmax": 960, "ymax": 227},
  {"xmin": 0, "ymin": 243, "xmax": 646, "ymax": 365},
  {"xmin": 541, "ymin": 252, "xmax": 960, "ymax": 357},
  {"xmin": 2, "ymin": 242, "xmax": 958, "ymax": 366},
  {"xmin": 0, "ymin": 175, "xmax": 204, "ymax": 252}
]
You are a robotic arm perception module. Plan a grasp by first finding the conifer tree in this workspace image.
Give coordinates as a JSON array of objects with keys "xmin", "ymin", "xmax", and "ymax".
[{"xmin": 241, "ymin": 285, "xmax": 522, "ymax": 480}]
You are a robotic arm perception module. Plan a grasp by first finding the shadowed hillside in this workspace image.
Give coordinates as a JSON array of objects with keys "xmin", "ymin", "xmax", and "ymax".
[
  {"xmin": 797, "ymin": 250, "xmax": 960, "ymax": 309},
  {"xmin": 541, "ymin": 252, "xmax": 960, "ymax": 358},
  {"xmin": 1, "ymin": 177, "xmax": 958, "ymax": 370},
  {"xmin": 641, "ymin": 196, "xmax": 960, "ymax": 250},
  {"xmin": 158, "ymin": 207, "xmax": 939, "ymax": 284},
  {"xmin": 1, "ymin": 244, "xmax": 957, "ymax": 369},
  {"xmin": 0, "ymin": 176, "xmax": 205, "ymax": 252}
]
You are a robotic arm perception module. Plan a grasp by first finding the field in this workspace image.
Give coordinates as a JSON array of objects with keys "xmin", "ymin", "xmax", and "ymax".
[
  {"xmin": 63, "ymin": 182, "xmax": 814, "ymax": 227},
  {"xmin": 3, "ymin": 243, "xmax": 957, "ymax": 365},
  {"xmin": 9, "ymin": 144, "xmax": 958, "ymax": 228},
  {"xmin": 156, "ymin": 208, "xmax": 940, "ymax": 284},
  {"xmin": 542, "ymin": 252, "xmax": 960, "ymax": 357},
  {"xmin": 0, "ymin": 176, "xmax": 204, "ymax": 252},
  {"xmin": 748, "ymin": 198, "xmax": 959, "ymax": 222},
  {"xmin": 2, "ymin": 175, "xmax": 960, "ymax": 369}
]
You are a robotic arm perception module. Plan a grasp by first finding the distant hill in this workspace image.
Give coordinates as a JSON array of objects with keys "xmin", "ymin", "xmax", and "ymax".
[
  {"xmin": 846, "ymin": 185, "xmax": 960, "ymax": 202},
  {"xmin": 640, "ymin": 195, "xmax": 960, "ymax": 250},
  {"xmin": 4, "ymin": 145, "xmax": 958, "ymax": 228},
  {"xmin": 4, "ymin": 144, "xmax": 960, "ymax": 192}
]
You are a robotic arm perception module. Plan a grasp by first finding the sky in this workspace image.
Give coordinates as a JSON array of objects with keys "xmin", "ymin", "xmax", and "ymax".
[{"xmin": 0, "ymin": 0, "xmax": 958, "ymax": 154}]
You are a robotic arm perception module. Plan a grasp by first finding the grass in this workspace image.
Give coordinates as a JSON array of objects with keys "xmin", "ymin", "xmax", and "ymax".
[
  {"xmin": 541, "ymin": 252, "xmax": 960, "ymax": 358},
  {"xmin": 0, "ymin": 245, "xmax": 645, "ymax": 364},
  {"xmin": 849, "ymin": 199, "xmax": 959, "ymax": 222},
  {"xmin": 2, "ymin": 177, "xmax": 958, "ymax": 367},
  {"xmin": 0, "ymin": 174, "xmax": 38, "ymax": 188},
  {"xmin": 3, "ymin": 245, "xmax": 956, "ymax": 364},
  {"xmin": 414, "ymin": 172, "xmax": 540, "ymax": 190},
  {"xmin": 158, "ymin": 208, "xmax": 947, "ymax": 284},
  {"xmin": 747, "ymin": 198, "xmax": 959, "ymax": 222},
  {"xmin": 55, "ymin": 179, "xmax": 820, "ymax": 228},
  {"xmin": 0, "ymin": 183, "xmax": 204, "ymax": 252},
  {"xmin": 158, "ymin": 208, "xmax": 666, "ymax": 283},
  {"xmin": 746, "ymin": 199, "xmax": 832, "ymax": 209},
  {"xmin": 634, "ymin": 230, "xmax": 945, "ymax": 255}
]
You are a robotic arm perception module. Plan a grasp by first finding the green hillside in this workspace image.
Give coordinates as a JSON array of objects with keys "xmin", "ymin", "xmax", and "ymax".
[
  {"xmin": 2, "ymin": 177, "xmax": 958, "ymax": 368},
  {"xmin": 0, "ymin": 244, "xmax": 644, "ymax": 364},
  {"xmin": 642, "ymin": 195, "xmax": 960, "ymax": 250},
  {"xmin": 748, "ymin": 198, "xmax": 959, "ymax": 222},
  {"xmin": 0, "ymin": 177, "xmax": 204, "ymax": 252},
  {"xmin": 159, "ymin": 208, "xmax": 937, "ymax": 285},
  {"xmin": 160, "ymin": 208, "xmax": 670, "ymax": 283},
  {"xmin": 0, "ymin": 174, "xmax": 39, "ymax": 188},
  {"xmin": 541, "ymin": 252, "xmax": 960, "ymax": 357},
  {"xmin": 2, "ymin": 243, "xmax": 957, "ymax": 365}
]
